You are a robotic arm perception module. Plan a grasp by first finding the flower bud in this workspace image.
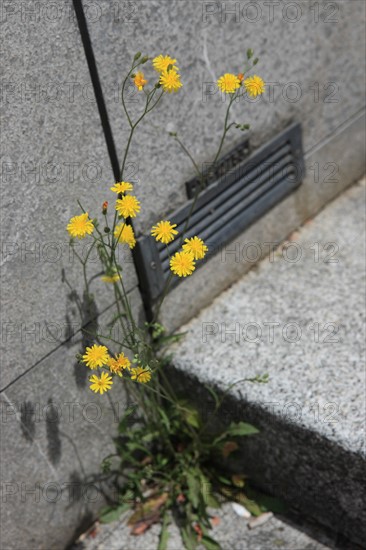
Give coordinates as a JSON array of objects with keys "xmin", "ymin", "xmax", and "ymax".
[
  {"xmin": 166, "ymin": 121, "xmax": 177, "ymax": 134},
  {"xmin": 247, "ymin": 48, "xmax": 254, "ymax": 59},
  {"xmin": 102, "ymin": 201, "xmax": 108, "ymax": 215},
  {"xmin": 134, "ymin": 52, "xmax": 141, "ymax": 60},
  {"xmin": 140, "ymin": 56, "xmax": 149, "ymax": 64}
]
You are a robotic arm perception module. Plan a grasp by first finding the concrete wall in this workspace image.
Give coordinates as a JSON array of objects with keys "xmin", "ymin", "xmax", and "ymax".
[
  {"xmin": 0, "ymin": 2, "xmax": 142, "ymax": 548},
  {"xmin": 0, "ymin": 1, "xmax": 365, "ymax": 548}
]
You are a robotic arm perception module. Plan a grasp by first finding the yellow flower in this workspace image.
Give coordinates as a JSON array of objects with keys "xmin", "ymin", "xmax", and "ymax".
[
  {"xmin": 131, "ymin": 366, "xmax": 152, "ymax": 384},
  {"xmin": 114, "ymin": 223, "xmax": 136, "ymax": 248},
  {"xmin": 110, "ymin": 181, "xmax": 133, "ymax": 194},
  {"xmin": 153, "ymin": 55, "xmax": 177, "ymax": 73},
  {"xmin": 151, "ymin": 220, "xmax": 178, "ymax": 244},
  {"xmin": 116, "ymin": 195, "xmax": 141, "ymax": 218},
  {"xmin": 182, "ymin": 236, "xmax": 208, "ymax": 260},
  {"xmin": 133, "ymin": 71, "xmax": 147, "ymax": 91},
  {"xmin": 244, "ymin": 75, "xmax": 265, "ymax": 97},
  {"xmin": 217, "ymin": 73, "xmax": 241, "ymax": 94},
  {"xmin": 89, "ymin": 372, "xmax": 113, "ymax": 395},
  {"xmin": 170, "ymin": 251, "xmax": 195, "ymax": 277},
  {"xmin": 160, "ymin": 69, "xmax": 182, "ymax": 93},
  {"xmin": 67, "ymin": 213, "xmax": 94, "ymax": 239},
  {"xmin": 101, "ymin": 272, "xmax": 121, "ymax": 284},
  {"xmin": 108, "ymin": 353, "xmax": 131, "ymax": 376},
  {"xmin": 82, "ymin": 345, "xmax": 110, "ymax": 369}
]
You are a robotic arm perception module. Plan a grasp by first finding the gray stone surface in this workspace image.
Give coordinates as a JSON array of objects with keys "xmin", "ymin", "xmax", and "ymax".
[
  {"xmin": 75, "ymin": 503, "xmax": 330, "ymax": 550},
  {"xmin": 159, "ymin": 109, "xmax": 366, "ymax": 330},
  {"xmin": 86, "ymin": 0, "xmax": 366, "ymax": 235},
  {"xmin": 0, "ymin": 0, "xmax": 140, "ymax": 390},
  {"xmin": 1, "ymin": 1, "xmax": 365, "ymax": 548},
  {"xmin": 85, "ymin": 0, "xmax": 366, "ymax": 330},
  {"xmin": 0, "ymin": 291, "xmax": 143, "ymax": 550},
  {"xmin": 170, "ymin": 179, "xmax": 366, "ymax": 544},
  {"xmin": 0, "ymin": 5, "xmax": 144, "ymax": 545}
]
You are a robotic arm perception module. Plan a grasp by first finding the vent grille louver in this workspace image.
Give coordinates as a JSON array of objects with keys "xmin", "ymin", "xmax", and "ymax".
[{"xmin": 135, "ymin": 122, "xmax": 304, "ymax": 307}]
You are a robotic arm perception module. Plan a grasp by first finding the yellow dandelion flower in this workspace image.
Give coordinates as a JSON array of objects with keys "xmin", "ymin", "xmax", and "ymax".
[
  {"xmin": 131, "ymin": 366, "xmax": 152, "ymax": 384},
  {"xmin": 217, "ymin": 73, "xmax": 241, "ymax": 94},
  {"xmin": 82, "ymin": 344, "xmax": 110, "ymax": 369},
  {"xmin": 110, "ymin": 181, "xmax": 133, "ymax": 194},
  {"xmin": 244, "ymin": 75, "xmax": 265, "ymax": 98},
  {"xmin": 116, "ymin": 195, "xmax": 141, "ymax": 218},
  {"xmin": 101, "ymin": 272, "xmax": 121, "ymax": 284},
  {"xmin": 108, "ymin": 353, "xmax": 131, "ymax": 376},
  {"xmin": 89, "ymin": 372, "xmax": 113, "ymax": 395},
  {"xmin": 114, "ymin": 223, "xmax": 136, "ymax": 249},
  {"xmin": 133, "ymin": 71, "xmax": 147, "ymax": 91},
  {"xmin": 160, "ymin": 69, "xmax": 182, "ymax": 93},
  {"xmin": 170, "ymin": 251, "xmax": 195, "ymax": 277},
  {"xmin": 67, "ymin": 213, "xmax": 94, "ymax": 239},
  {"xmin": 151, "ymin": 220, "xmax": 178, "ymax": 244},
  {"xmin": 153, "ymin": 55, "xmax": 177, "ymax": 73},
  {"xmin": 182, "ymin": 236, "xmax": 208, "ymax": 260}
]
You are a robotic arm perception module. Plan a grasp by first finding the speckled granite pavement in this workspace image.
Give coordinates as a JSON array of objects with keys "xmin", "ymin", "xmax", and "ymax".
[
  {"xmin": 174, "ymin": 178, "xmax": 366, "ymax": 455},
  {"xmin": 75, "ymin": 502, "xmax": 331, "ymax": 550}
]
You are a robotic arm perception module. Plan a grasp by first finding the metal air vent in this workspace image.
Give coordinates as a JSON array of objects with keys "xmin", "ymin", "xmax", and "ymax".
[{"xmin": 135, "ymin": 122, "xmax": 304, "ymax": 308}]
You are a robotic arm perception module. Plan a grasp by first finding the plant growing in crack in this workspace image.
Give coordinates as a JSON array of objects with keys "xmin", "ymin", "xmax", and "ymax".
[{"xmin": 67, "ymin": 50, "xmax": 276, "ymax": 550}]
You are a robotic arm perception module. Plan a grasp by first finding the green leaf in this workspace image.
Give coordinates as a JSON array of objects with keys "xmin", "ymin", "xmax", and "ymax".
[
  {"xmin": 181, "ymin": 526, "xmax": 198, "ymax": 550},
  {"xmin": 157, "ymin": 331, "xmax": 188, "ymax": 346},
  {"xmin": 217, "ymin": 475, "xmax": 231, "ymax": 486},
  {"xmin": 158, "ymin": 407, "xmax": 171, "ymax": 431},
  {"xmin": 205, "ymin": 493, "xmax": 221, "ymax": 509},
  {"xmin": 204, "ymin": 384, "xmax": 220, "ymax": 409},
  {"xmin": 187, "ymin": 471, "xmax": 201, "ymax": 509},
  {"xmin": 126, "ymin": 441, "xmax": 152, "ymax": 455},
  {"xmin": 99, "ymin": 503, "xmax": 130, "ymax": 523},
  {"xmin": 158, "ymin": 511, "xmax": 170, "ymax": 550},
  {"xmin": 178, "ymin": 401, "xmax": 201, "ymax": 429},
  {"xmin": 245, "ymin": 485, "xmax": 287, "ymax": 514},
  {"xmin": 235, "ymin": 493, "xmax": 262, "ymax": 517},
  {"xmin": 118, "ymin": 404, "xmax": 137, "ymax": 433},
  {"xmin": 226, "ymin": 422, "xmax": 259, "ymax": 437},
  {"xmin": 201, "ymin": 535, "xmax": 222, "ymax": 550}
]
